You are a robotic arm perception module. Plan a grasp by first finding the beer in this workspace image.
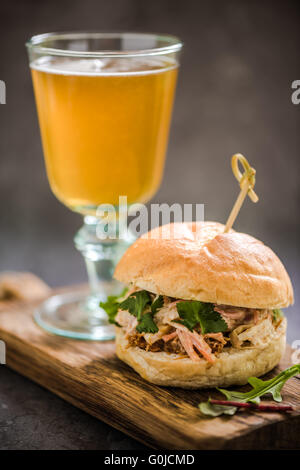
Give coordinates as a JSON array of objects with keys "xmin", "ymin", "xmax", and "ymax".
[{"xmin": 31, "ymin": 56, "xmax": 178, "ymax": 214}]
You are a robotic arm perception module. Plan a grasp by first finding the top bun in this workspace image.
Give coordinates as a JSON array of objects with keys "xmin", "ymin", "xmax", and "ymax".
[{"xmin": 114, "ymin": 222, "xmax": 293, "ymax": 309}]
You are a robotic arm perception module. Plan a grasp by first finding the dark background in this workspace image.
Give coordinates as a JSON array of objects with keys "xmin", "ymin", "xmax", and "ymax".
[{"xmin": 0, "ymin": 0, "xmax": 299, "ymax": 450}]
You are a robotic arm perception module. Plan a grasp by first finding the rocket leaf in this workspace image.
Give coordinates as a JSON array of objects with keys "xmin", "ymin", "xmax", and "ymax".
[{"xmin": 199, "ymin": 364, "xmax": 300, "ymax": 417}]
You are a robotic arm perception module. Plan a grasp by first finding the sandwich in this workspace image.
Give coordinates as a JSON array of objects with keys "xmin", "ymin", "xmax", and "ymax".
[{"xmin": 105, "ymin": 221, "xmax": 293, "ymax": 388}]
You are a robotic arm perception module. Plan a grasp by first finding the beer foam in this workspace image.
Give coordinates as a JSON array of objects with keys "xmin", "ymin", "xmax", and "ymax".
[{"xmin": 30, "ymin": 56, "xmax": 177, "ymax": 76}]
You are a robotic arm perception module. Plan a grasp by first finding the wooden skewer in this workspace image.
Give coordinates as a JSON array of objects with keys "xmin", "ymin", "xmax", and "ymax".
[{"xmin": 224, "ymin": 153, "xmax": 259, "ymax": 233}]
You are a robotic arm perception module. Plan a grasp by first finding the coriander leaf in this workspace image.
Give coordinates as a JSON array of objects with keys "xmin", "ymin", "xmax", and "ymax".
[
  {"xmin": 200, "ymin": 364, "xmax": 300, "ymax": 417},
  {"xmin": 136, "ymin": 312, "xmax": 159, "ymax": 334},
  {"xmin": 175, "ymin": 301, "xmax": 228, "ymax": 334},
  {"xmin": 100, "ymin": 287, "xmax": 128, "ymax": 325},
  {"xmin": 175, "ymin": 301, "xmax": 200, "ymax": 330},
  {"xmin": 199, "ymin": 400, "xmax": 237, "ymax": 417},
  {"xmin": 197, "ymin": 303, "xmax": 228, "ymax": 334},
  {"xmin": 151, "ymin": 295, "xmax": 164, "ymax": 315},
  {"xmin": 273, "ymin": 309, "xmax": 284, "ymax": 322},
  {"xmin": 119, "ymin": 290, "xmax": 151, "ymax": 320},
  {"xmin": 118, "ymin": 290, "xmax": 161, "ymax": 334}
]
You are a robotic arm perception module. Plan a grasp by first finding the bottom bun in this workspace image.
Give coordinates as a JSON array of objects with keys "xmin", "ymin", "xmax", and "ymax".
[{"xmin": 115, "ymin": 319, "xmax": 287, "ymax": 389}]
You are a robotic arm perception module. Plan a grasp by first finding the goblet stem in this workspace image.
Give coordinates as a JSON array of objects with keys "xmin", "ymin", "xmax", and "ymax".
[
  {"xmin": 35, "ymin": 215, "xmax": 135, "ymax": 340},
  {"xmin": 74, "ymin": 215, "xmax": 134, "ymax": 309}
]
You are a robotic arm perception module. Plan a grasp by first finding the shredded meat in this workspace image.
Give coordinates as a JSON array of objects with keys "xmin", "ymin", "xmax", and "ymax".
[
  {"xmin": 127, "ymin": 333, "xmax": 165, "ymax": 352},
  {"xmin": 120, "ymin": 290, "xmax": 274, "ymax": 362},
  {"xmin": 127, "ymin": 329, "xmax": 225, "ymax": 357},
  {"xmin": 213, "ymin": 304, "xmax": 268, "ymax": 331},
  {"xmin": 127, "ymin": 332, "xmax": 186, "ymax": 355},
  {"xmin": 204, "ymin": 337, "xmax": 225, "ymax": 354},
  {"xmin": 164, "ymin": 336, "xmax": 186, "ymax": 355},
  {"xmin": 127, "ymin": 332, "xmax": 145, "ymax": 349}
]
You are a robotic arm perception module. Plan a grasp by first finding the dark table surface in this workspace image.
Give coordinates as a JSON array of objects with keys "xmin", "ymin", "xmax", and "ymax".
[{"xmin": 0, "ymin": 366, "xmax": 146, "ymax": 450}]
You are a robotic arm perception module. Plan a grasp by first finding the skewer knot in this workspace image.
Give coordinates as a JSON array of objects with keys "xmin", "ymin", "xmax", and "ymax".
[{"xmin": 231, "ymin": 153, "xmax": 259, "ymax": 203}]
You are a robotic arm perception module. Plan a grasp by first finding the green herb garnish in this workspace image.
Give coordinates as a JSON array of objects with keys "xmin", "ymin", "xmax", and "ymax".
[
  {"xmin": 99, "ymin": 287, "xmax": 128, "ymax": 325},
  {"xmin": 273, "ymin": 309, "xmax": 284, "ymax": 322},
  {"xmin": 199, "ymin": 364, "xmax": 300, "ymax": 417},
  {"xmin": 119, "ymin": 290, "xmax": 160, "ymax": 333},
  {"xmin": 101, "ymin": 289, "xmax": 162, "ymax": 333},
  {"xmin": 151, "ymin": 295, "xmax": 164, "ymax": 315},
  {"xmin": 175, "ymin": 301, "xmax": 228, "ymax": 334},
  {"xmin": 199, "ymin": 401, "xmax": 237, "ymax": 417},
  {"xmin": 136, "ymin": 312, "xmax": 159, "ymax": 334},
  {"xmin": 119, "ymin": 290, "xmax": 151, "ymax": 321}
]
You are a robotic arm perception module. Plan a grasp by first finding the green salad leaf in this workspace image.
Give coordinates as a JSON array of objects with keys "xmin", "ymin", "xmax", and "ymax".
[
  {"xmin": 151, "ymin": 295, "xmax": 164, "ymax": 315},
  {"xmin": 136, "ymin": 312, "xmax": 159, "ymax": 334},
  {"xmin": 101, "ymin": 290, "xmax": 160, "ymax": 334},
  {"xmin": 218, "ymin": 364, "xmax": 300, "ymax": 404},
  {"xmin": 199, "ymin": 364, "xmax": 300, "ymax": 417},
  {"xmin": 175, "ymin": 301, "xmax": 228, "ymax": 334},
  {"xmin": 99, "ymin": 287, "xmax": 128, "ymax": 325},
  {"xmin": 273, "ymin": 309, "xmax": 284, "ymax": 322},
  {"xmin": 199, "ymin": 400, "xmax": 237, "ymax": 417},
  {"xmin": 119, "ymin": 290, "xmax": 151, "ymax": 321},
  {"xmin": 119, "ymin": 290, "xmax": 160, "ymax": 333}
]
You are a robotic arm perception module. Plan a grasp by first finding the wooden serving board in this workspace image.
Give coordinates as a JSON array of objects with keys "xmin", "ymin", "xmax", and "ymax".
[{"xmin": 0, "ymin": 274, "xmax": 299, "ymax": 450}]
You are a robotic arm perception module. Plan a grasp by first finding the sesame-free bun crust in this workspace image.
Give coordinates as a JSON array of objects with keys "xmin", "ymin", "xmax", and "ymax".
[
  {"xmin": 115, "ymin": 319, "xmax": 287, "ymax": 388},
  {"xmin": 114, "ymin": 222, "xmax": 293, "ymax": 309}
]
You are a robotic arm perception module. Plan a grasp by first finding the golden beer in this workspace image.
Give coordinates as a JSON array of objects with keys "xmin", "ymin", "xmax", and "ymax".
[
  {"xmin": 31, "ymin": 57, "xmax": 178, "ymax": 213},
  {"xmin": 27, "ymin": 32, "xmax": 182, "ymax": 340}
]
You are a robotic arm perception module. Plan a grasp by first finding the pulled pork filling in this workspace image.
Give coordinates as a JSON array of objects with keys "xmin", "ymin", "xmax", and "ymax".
[{"xmin": 115, "ymin": 291, "xmax": 283, "ymax": 363}]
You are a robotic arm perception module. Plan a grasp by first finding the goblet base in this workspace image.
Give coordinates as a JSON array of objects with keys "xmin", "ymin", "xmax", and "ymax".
[{"xmin": 35, "ymin": 291, "xmax": 116, "ymax": 340}]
